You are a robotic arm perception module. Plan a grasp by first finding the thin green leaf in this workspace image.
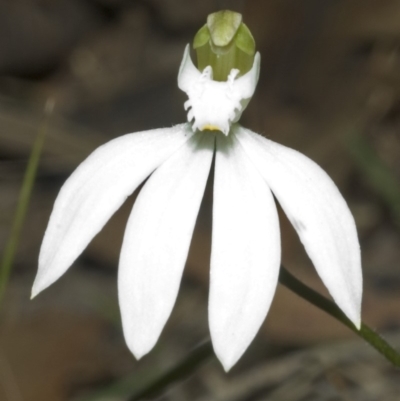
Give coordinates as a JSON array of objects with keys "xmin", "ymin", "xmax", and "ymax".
[{"xmin": 0, "ymin": 99, "xmax": 54, "ymax": 305}]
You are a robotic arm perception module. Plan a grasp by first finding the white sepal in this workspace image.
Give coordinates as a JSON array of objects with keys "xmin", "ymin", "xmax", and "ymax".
[
  {"xmin": 118, "ymin": 132, "xmax": 214, "ymax": 359},
  {"xmin": 178, "ymin": 45, "xmax": 260, "ymax": 135},
  {"xmin": 32, "ymin": 124, "xmax": 194, "ymax": 298},
  {"xmin": 210, "ymin": 133, "xmax": 280, "ymax": 371},
  {"xmin": 235, "ymin": 125, "xmax": 362, "ymax": 328}
]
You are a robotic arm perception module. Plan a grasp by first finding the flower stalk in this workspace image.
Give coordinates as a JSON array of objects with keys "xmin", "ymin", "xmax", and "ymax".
[{"xmin": 279, "ymin": 266, "xmax": 400, "ymax": 367}]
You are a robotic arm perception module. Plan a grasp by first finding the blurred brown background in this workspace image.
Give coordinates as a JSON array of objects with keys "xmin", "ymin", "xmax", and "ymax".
[{"xmin": 1, "ymin": 0, "xmax": 400, "ymax": 400}]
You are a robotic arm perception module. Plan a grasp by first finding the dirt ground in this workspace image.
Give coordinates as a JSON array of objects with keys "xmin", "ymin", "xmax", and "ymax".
[{"xmin": 0, "ymin": 1, "xmax": 400, "ymax": 400}]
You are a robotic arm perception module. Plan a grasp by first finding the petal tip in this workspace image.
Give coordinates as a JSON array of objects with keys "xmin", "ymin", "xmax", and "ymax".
[
  {"xmin": 132, "ymin": 349, "xmax": 147, "ymax": 361},
  {"xmin": 212, "ymin": 338, "xmax": 242, "ymax": 372},
  {"xmin": 214, "ymin": 348, "xmax": 240, "ymax": 372},
  {"xmin": 350, "ymin": 311, "xmax": 362, "ymax": 331},
  {"xmin": 31, "ymin": 280, "xmax": 44, "ymax": 300},
  {"xmin": 31, "ymin": 270, "xmax": 51, "ymax": 300},
  {"xmin": 126, "ymin": 339, "xmax": 154, "ymax": 361},
  {"xmin": 220, "ymin": 358, "xmax": 235, "ymax": 372},
  {"xmin": 354, "ymin": 318, "xmax": 362, "ymax": 331},
  {"xmin": 123, "ymin": 327, "xmax": 159, "ymax": 361},
  {"xmin": 341, "ymin": 299, "xmax": 362, "ymax": 331}
]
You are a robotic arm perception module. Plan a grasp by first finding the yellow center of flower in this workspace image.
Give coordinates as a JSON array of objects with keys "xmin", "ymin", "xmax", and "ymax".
[{"xmin": 201, "ymin": 124, "xmax": 221, "ymax": 131}]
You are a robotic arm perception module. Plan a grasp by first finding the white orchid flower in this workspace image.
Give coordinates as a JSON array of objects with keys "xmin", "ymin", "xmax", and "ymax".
[{"xmin": 32, "ymin": 11, "xmax": 362, "ymax": 371}]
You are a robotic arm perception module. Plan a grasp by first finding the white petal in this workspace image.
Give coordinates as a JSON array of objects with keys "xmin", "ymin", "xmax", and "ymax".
[
  {"xmin": 118, "ymin": 132, "xmax": 214, "ymax": 359},
  {"xmin": 32, "ymin": 124, "xmax": 195, "ymax": 298},
  {"xmin": 235, "ymin": 125, "xmax": 362, "ymax": 328},
  {"xmin": 210, "ymin": 134, "xmax": 280, "ymax": 371}
]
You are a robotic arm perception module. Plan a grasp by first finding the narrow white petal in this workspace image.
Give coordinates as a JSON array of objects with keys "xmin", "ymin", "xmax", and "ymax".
[
  {"xmin": 32, "ymin": 124, "xmax": 195, "ymax": 298},
  {"xmin": 210, "ymin": 134, "xmax": 280, "ymax": 371},
  {"xmin": 235, "ymin": 125, "xmax": 362, "ymax": 328},
  {"xmin": 118, "ymin": 132, "xmax": 214, "ymax": 359}
]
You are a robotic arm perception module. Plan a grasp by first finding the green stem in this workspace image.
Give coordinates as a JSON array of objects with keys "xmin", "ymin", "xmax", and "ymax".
[
  {"xmin": 279, "ymin": 266, "xmax": 400, "ymax": 367},
  {"xmin": 0, "ymin": 99, "xmax": 53, "ymax": 306}
]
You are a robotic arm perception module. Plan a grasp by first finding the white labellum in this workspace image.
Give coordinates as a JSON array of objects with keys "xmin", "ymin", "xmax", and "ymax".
[{"xmin": 178, "ymin": 45, "xmax": 260, "ymax": 135}]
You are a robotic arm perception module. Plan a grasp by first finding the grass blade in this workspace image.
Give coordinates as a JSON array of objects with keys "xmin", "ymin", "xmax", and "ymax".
[{"xmin": 0, "ymin": 99, "xmax": 54, "ymax": 305}]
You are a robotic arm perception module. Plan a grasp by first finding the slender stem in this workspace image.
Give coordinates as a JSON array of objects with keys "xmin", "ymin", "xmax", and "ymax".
[
  {"xmin": 0, "ymin": 99, "xmax": 53, "ymax": 306},
  {"xmin": 279, "ymin": 266, "xmax": 400, "ymax": 367}
]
